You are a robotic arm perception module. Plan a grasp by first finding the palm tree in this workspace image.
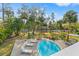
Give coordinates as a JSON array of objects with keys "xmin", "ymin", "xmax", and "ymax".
[
  {"xmin": 57, "ymin": 19, "xmax": 63, "ymax": 30},
  {"xmin": 51, "ymin": 12, "xmax": 55, "ymax": 22},
  {"xmin": 2, "ymin": 3, "xmax": 4, "ymax": 21}
]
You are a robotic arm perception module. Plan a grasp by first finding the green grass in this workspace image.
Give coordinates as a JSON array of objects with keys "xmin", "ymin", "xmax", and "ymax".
[
  {"xmin": 0, "ymin": 40, "xmax": 15, "ymax": 56},
  {"xmin": 69, "ymin": 36, "xmax": 79, "ymax": 41},
  {"xmin": 0, "ymin": 36, "xmax": 27, "ymax": 56}
]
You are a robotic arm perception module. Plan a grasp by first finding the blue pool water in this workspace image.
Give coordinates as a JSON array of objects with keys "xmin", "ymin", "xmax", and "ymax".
[{"xmin": 38, "ymin": 39, "xmax": 61, "ymax": 56}]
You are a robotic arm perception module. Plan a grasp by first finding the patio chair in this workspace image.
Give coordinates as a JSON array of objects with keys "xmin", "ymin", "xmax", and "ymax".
[
  {"xmin": 64, "ymin": 42, "xmax": 71, "ymax": 46},
  {"xmin": 21, "ymin": 43, "xmax": 33, "ymax": 53},
  {"xmin": 21, "ymin": 48, "xmax": 33, "ymax": 53},
  {"xmin": 29, "ymin": 39, "xmax": 36, "ymax": 43}
]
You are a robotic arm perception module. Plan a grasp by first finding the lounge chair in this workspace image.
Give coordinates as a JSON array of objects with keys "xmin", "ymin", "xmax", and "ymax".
[
  {"xmin": 23, "ymin": 41, "xmax": 34, "ymax": 47},
  {"xmin": 30, "ymin": 39, "xmax": 38, "ymax": 43},
  {"xmin": 65, "ymin": 42, "xmax": 71, "ymax": 46},
  {"xmin": 21, "ymin": 43, "xmax": 33, "ymax": 53},
  {"xmin": 21, "ymin": 48, "xmax": 33, "ymax": 53}
]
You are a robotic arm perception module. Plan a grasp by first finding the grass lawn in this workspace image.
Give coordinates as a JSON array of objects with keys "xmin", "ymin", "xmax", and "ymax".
[
  {"xmin": 69, "ymin": 36, "xmax": 79, "ymax": 41},
  {"xmin": 0, "ymin": 39, "xmax": 15, "ymax": 56},
  {"xmin": 0, "ymin": 36, "xmax": 28, "ymax": 56}
]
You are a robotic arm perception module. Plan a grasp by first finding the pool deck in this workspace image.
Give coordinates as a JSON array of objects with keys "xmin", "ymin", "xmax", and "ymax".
[
  {"xmin": 55, "ymin": 40, "xmax": 68, "ymax": 49},
  {"xmin": 11, "ymin": 39, "xmax": 67, "ymax": 56},
  {"xmin": 11, "ymin": 40, "xmax": 38, "ymax": 56}
]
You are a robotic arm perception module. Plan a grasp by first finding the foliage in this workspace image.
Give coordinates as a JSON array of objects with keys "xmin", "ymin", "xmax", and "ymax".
[
  {"xmin": 0, "ymin": 4, "xmax": 79, "ymax": 45},
  {"xmin": 12, "ymin": 18, "xmax": 24, "ymax": 36},
  {"xmin": 63, "ymin": 10, "xmax": 78, "ymax": 23}
]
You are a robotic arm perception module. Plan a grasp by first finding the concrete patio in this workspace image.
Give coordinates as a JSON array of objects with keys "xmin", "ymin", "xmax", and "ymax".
[
  {"xmin": 11, "ymin": 40, "xmax": 38, "ymax": 56},
  {"xmin": 11, "ymin": 39, "xmax": 68, "ymax": 56}
]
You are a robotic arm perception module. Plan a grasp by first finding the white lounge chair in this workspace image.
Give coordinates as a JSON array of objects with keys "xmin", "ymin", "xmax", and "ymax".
[
  {"xmin": 21, "ymin": 49, "xmax": 33, "ymax": 53},
  {"xmin": 21, "ymin": 39, "xmax": 38, "ymax": 54},
  {"xmin": 30, "ymin": 39, "xmax": 38, "ymax": 43},
  {"xmin": 21, "ymin": 44, "xmax": 33, "ymax": 53}
]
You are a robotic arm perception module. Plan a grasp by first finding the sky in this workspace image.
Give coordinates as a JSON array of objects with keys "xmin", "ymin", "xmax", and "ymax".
[{"xmin": 0, "ymin": 3, "xmax": 79, "ymax": 21}]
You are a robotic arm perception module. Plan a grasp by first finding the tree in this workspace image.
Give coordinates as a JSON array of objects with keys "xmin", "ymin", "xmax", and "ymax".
[
  {"xmin": 2, "ymin": 3, "xmax": 4, "ymax": 21},
  {"xmin": 48, "ymin": 12, "xmax": 55, "ymax": 31},
  {"xmin": 18, "ymin": 4, "xmax": 29, "ymax": 20},
  {"xmin": 63, "ymin": 10, "xmax": 78, "ymax": 41},
  {"xmin": 3, "ymin": 4, "xmax": 14, "ymax": 33},
  {"xmin": 48, "ymin": 21, "xmax": 53, "ymax": 32},
  {"xmin": 57, "ymin": 19, "xmax": 63, "ymax": 30},
  {"xmin": 0, "ymin": 4, "xmax": 16, "ymax": 43},
  {"xmin": 63, "ymin": 10, "xmax": 78, "ymax": 23},
  {"xmin": 26, "ymin": 7, "xmax": 45, "ymax": 35},
  {"xmin": 51, "ymin": 12, "xmax": 55, "ymax": 22},
  {"xmin": 17, "ymin": 4, "xmax": 30, "ymax": 37},
  {"xmin": 12, "ymin": 18, "xmax": 24, "ymax": 36}
]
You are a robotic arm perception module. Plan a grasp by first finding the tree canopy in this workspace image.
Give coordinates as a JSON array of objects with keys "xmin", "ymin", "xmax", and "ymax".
[{"xmin": 63, "ymin": 10, "xmax": 78, "ymax": 23}]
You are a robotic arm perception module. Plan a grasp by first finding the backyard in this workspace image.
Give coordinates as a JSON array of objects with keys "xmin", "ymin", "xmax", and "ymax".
[
  {"xmin": 0, "ymin": 3, "xmax": 79, "ymax": 56},
  {"xmin": 0, "ymin": 31, "xmax": 79, "ymax": 55}
]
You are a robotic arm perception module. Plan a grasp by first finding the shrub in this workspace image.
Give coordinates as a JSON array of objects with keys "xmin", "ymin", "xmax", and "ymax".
[{"xmin": 76, "ymin": 31, "xmax": 79, "ymax": 35}]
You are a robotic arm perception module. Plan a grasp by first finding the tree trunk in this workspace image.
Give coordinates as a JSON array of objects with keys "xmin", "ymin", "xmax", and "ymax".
[
  {"xmin": 32, "ymin": 29, "xmax": 35, "ymax": 35},
  {"xmin": 67, "ymin": 22, "xmax": 70, "ymax": 41},
  {"xmin": 15, "ymin": 31, "xmax": 19, "ymax": 36},
  {"xmin": 2, "ymin": 3, "xmax": 4, "ymax": 21}
]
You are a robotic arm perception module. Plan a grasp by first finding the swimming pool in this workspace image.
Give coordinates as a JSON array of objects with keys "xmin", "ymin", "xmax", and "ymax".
[{"xmin": 38, "ymin": 39, "xmax": 61, "ymax": 56}]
